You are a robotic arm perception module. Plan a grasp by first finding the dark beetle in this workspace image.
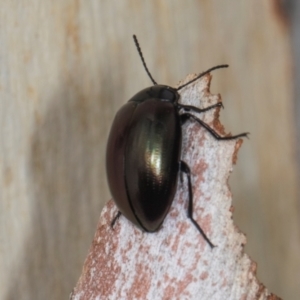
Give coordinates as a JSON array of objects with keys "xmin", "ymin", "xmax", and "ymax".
[{"xmin": 106, "ymin": 35, "xmax": 248, "ymax": 247}]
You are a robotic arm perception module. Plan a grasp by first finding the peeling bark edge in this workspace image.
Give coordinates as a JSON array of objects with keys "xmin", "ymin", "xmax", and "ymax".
[{"xmin": 71, "ymin": 74, "xmax": 281, "ymax": 300}]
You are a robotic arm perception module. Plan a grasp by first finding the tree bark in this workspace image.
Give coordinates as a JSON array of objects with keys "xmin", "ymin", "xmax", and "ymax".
[{"xmin": 71, "ymin": 74, "xmax": 281, "ymax": 300}]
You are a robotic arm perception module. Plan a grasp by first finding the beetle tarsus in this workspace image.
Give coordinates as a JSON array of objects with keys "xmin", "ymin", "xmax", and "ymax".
[
  {"xmin": 180, "ymin": 160, "xmax": 215, "ymax": 248},
  {"xmin": 111, "ymin": 211, "xmax": 122, "ymax": 229},
  {"xmin": 180, "ymin": 112, "xmax": 249, "ymax": 140}
]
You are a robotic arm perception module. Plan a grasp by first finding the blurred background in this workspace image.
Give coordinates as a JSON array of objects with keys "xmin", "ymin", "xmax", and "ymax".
[{"xmin": 0, "ymin": 1, "xmax": 300, "ymax": 299}]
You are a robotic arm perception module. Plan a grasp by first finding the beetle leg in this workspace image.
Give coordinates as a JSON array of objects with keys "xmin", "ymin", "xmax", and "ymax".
[
  {"xmin": 180, "ymin": 160, "xmax": 215, "ymax": 248},
  {"xmin": 178, "ymin": 102, "xmax": 223, "ymax": 114},
  {"xmin": 178, "ymin": 161, "xmax": 184, "ymax": 183},
  {"xmin": 111, "ymin": 211, "xmax": 122, "ymax": 229},
  {"xmin": 180, "ymin": 113, "xmax": 249, "ymax": 139}
]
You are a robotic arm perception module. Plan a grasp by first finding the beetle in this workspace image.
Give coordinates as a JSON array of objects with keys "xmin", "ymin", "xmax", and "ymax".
[{"xmin": 106, "ymin": 35, "xmax": 248, "ymax": 247}]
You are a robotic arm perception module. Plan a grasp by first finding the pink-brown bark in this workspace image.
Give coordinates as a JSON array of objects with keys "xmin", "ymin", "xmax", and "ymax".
[{"xmin": 71, "ymin": 74, "xmax": 280, "ymax": 300}]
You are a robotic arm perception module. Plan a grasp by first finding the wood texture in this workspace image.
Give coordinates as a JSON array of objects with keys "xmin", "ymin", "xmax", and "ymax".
[
  {"xmin": 71, "ymin": 74, "xmax": 280, "ymax": 300},
  {"xmin": 0, "ymin": 1, "xmax": 299, "ymax": 300}
]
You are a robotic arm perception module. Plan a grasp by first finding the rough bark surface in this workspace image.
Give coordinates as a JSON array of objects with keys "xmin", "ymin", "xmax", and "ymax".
[{"xmin": 71, "ymin": 74, "xmax": 280, "ymax": 300}]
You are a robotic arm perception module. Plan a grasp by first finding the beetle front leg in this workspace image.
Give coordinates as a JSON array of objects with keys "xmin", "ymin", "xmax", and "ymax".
[
  {"xmin": 111, "ymin": 211, "xmax": 122, "ymax": 229},
  {"xmin": 180, "ymin": 160, "xmax": 215, "ymax": 248},
  {"xmin": 180, "ymin": 113, "xmax": 249, "ymax": 140},
  {"xmin": 178, "ymin": 102, "xmax": 223, "ymax": 114}
]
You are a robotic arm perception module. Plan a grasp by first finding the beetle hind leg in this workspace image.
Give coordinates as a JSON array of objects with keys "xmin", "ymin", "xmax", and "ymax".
[
  {"xmin": 180, "ymin": 161, "xmax": 215, "ymax": 248},
  {"xmin": 111, "ymin": 211, "xmax": 122, "ymax": 229}
]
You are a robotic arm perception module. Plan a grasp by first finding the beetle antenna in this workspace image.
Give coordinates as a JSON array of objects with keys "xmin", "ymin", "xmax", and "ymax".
[
  {"xmin": 133, "ymin": 35, "xmax": 157, "ymax": 85},
  {"xmin": 176, "ymin": 64, "xmax": 229, "ymax": 91}
]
